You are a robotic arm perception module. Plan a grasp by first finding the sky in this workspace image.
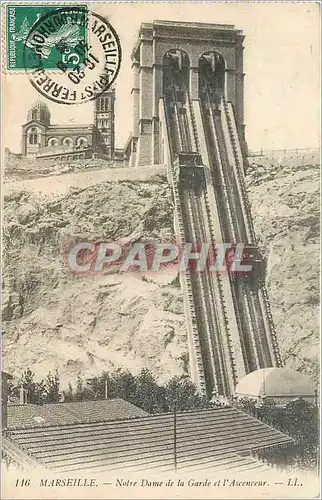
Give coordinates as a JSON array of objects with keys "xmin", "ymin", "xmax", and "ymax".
[{"xmin": 3, "ymin": 2, "xmax": 320, "ymax": 153}]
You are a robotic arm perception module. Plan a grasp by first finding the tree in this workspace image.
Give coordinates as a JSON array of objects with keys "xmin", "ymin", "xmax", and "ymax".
[
  {"xmin": 237, "ymin": 395, "xmax": 319, "ymax": 471},
  {"xmin": 257, "ymin": 397, "xmax": 278, "ymax": 425},
  {"xmin": 44, "ymin": 369, "xmax": 60, "ymax": 403},
  {"xmin": 164, "ymin": 375, "xmax": 208, "ymax": 412},
  {"xmin": 7, "ymin": 378, "xmax": 21, "ymax": 402},
  {"xmin": 86, "ymin": 376, "xmax": 101, "ymax": 400},
  {"xmin": 134, "ymin": 368, "xmax": 165, "ymax": 413},
  {"xmin": 73, "ymin": 375, "xmax": 92, "ymax": 401},
  {"xmin": 63, "ymin": 382, "xmax": 74, "ymax": 402},
  {"xmin": 236, "ymin": 396, "xmax": 257, "ymax": 415},
  {"xmin": 18, "ymin": 368, "xmax": 46, "ymax": 404},
  {"xmin": 86, "ymin": 372, "xmax": 116, "ymax": 400},
  {"xmin": 112, "ymin": 370, "xmax": 137, "ymax": 402}
]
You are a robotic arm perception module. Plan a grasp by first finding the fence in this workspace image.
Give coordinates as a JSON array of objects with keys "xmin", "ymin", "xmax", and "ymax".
[{"xmin": 248, "ymin": 148, "xmax": 320, "ymax": 158}]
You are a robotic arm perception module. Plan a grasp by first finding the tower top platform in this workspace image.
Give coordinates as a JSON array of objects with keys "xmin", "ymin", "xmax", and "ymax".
[
  {"xmin": 142, "ymin": 20, "xmax": 238, "ymax": 31},
  {"xmin": 132, "ymin": 20, "xmax": 244, "ymax": 59}
]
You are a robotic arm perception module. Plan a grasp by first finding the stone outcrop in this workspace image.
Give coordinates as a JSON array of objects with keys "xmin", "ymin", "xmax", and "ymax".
[{"xmin": 3, "ymin": 162, "xmax": 319, "ymax": 386}]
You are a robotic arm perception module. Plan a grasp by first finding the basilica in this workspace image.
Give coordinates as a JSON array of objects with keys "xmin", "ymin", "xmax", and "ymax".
[{"xmin": 21, "ymin": 90, "xmax": 115, "ymax": 162}]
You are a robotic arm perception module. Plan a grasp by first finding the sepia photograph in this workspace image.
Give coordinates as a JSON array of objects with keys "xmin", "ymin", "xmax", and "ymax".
[{"xmin": 1, "ymin": 1, "xmax": 320, "ymax": 498}]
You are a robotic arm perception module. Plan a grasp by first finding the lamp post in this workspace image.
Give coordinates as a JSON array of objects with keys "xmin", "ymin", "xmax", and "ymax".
[
  {"xmin": 105, "ymin": 378, "xmax": 108, "ymax": 400},
  {"xmin": 173, "ymin": 395, "xmax": 178, "ymax": 472},
  {"xmin": 173, "ymin": 393, "xmax": 177, "ymax": 472},
  {"xmin": 314, "ymin": 389, "xmax": 319, "ymax": 474}
]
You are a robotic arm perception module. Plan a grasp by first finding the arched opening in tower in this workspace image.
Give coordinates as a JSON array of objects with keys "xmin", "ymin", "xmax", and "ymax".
[
  {"xmin": 199, "ymin": 52, "xmax": 225, "ymax": 110},
  {"xmin": 163, "ymin": 49, "xmax": 190, "ymax": 100},
  {"xmin": 162, "ymin": 50, "xmax": 192, "ymax": 155}
]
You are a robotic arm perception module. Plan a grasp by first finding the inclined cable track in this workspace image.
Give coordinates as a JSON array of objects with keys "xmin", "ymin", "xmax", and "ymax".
[
  {"xmin": 187, "ymin": 89, "xmax": 236, "ymax": 394},
  {"xmin": 202, "ymin": 91, "xmax": 259, "ymax": 372},
  {"xmin": 217, "ymin": 97, "xmax": 248, "ymax": 243},
  {"xmin": 223, "ymin": 100, "xmax": 282, "ymax": 367},
  {"xmin": 193, "ymin": 188, "xmax": 233, "ymax": 395},
  {"xmin": 186, "ymin": 89, "xmax": 199, "ymax": 153},
  {"xmin": 193, "ymin": 90, "xmax": 244, "ymax": 392},
  {"xmin": 163, "ymin": 87, "xmax": 207, "ymax": 394},
  {"xmin": 221, "ymin": 121, "xmax": 267, "ymax": 368},
  {"xmin": 182, "ymin": 111, "xmax": 193, "ymax": 151},
  {"xmin": 170, "ymin": 168, "xmax": 207, "ymax": 393},
  {"xmin": 172, "ymin": 80, "xmax": 191, "ymax": 152},
  {"xmin": 209, "ymin": 110, "xmax": 243, "ymax": 243},
  {"xmin": 202, "ymin": 91, "xmax": 236, "ymax": 242},
  {"xmin": 201, "ymin": 190, "xmax": 238, "ymax": 390},
  {"xmin": 173, "ymin": 98, "xmax": 184, "ymax": 153},
  {"xmin": 178, "ymin": 89, "xmax": 221, "ymax": 395},
  {"xmin": 259, "ymin": 287, "xmax": 283, "ymax": 366},
  {"xmin": 222, "ymin": 99, "xmax": 256, "ymax": 243},
  {"xmin": 227, "ymin": 276, "xmax": 250, "ymax": 373},
  {"xmin": 221, "ymin": 99, "xmax": 266, "ymax": 367},
  {"xmin": 184, "ymin": 188, "xmax": 219, "ymax": 395},
  {"xmin": 208, "ymin": 93, "xmax": 266, "ymax": 370},
  {"xmin": 202, "ymin": 98, "xmax": 251, "ymax": 372},
  {"xmin": 206, "ymin": 86, "xmax": 244, "ymax": 242},
  {"xmin": 177, "ymin": 81, "xmax": 235, "ymax": 396},
  {"xmin": 238, "ymin": 280, "xmax": 261, "ymax": 370},
  {"xmin": 194, "ymin": 97, "xmax": 244, "ymax": 391},
  {"xmin": 219, "ymin": 117, "xmax": 264, "ymax": 369},
  {"xmin": 243, "ymin": 277, "xmax": 274, "ymax": 368}
]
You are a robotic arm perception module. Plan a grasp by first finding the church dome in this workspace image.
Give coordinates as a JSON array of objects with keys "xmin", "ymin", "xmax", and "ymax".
[
  {"xmin": 27, "ymin": 101, "xmax": 51, "ymax": 125},
  {"xmin": 32, "ymin": 100, "xmax": 49, "ymax": 110},
  {"xmin": 235, "ymin": 368, "xmax": 315, "ymax": 402}
]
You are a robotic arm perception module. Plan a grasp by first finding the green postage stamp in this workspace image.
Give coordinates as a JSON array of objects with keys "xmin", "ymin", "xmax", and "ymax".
[
  {"xmin": 4, "ymin": 3, "xmax": 121, "ymax": 104},
  {"xmin": 6, "ymin": 4, "xmax": 88, "ymax": 70}
]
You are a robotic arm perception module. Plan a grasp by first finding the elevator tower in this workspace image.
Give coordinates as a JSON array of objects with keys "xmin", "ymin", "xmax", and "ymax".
[{"xmin": 128, "ymin": 21, "xmax": 287, "ymax": 399}]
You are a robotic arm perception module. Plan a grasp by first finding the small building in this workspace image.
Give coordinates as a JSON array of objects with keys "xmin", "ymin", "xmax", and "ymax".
[
  {"xmin": 234, "ymin": 368, "xmax": 317, "ymax": 407},
  {"xmin": 6, "ymin": 399, "xmax": 149, "ymax": 429},
  {"xmin": 21, "ymin": 90, "xmax": 115, "ymax": 162},
  {"xmin": 1, "ymin": 371, "xmax": 13, "ymax": 430},
  {"xmin": 114, "ymin": 147, "xmax": 127, "ymax": 168}
]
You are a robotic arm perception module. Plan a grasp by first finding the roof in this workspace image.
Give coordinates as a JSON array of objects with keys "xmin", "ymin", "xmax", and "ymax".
[
  {"xmin": 2, "ymin": 371, "xmax": 13, "ymax": 381},
  {"xmin": 7, "ymin": 399, "xmax": 148, "ymax": 429},
  {"xmin": 21, "ymin": 120, "xmax": 47, "ymax": 130},
  {"xmin": 47, "ymin": 124, "xmax": 95, "ymax": 131},
  {"xmin": 153, "ymin": 20, "xmax": 236, "ymax": 30},
  {"xmin": 235, "ymin": 368, "xmax": 316, "ymax": 398},
  {"xmin": 5, "ymin": 406, "xmax": 293, "ymax": 474},
  {"xmin": 22, "ymin": 122, "xmax": 95, "ymax": 132}
]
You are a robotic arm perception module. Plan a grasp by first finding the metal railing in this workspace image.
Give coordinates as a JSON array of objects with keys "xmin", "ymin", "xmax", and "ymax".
[{"xmin": 248, "ymin": 148, "xmax": 320, "ymax": 158}]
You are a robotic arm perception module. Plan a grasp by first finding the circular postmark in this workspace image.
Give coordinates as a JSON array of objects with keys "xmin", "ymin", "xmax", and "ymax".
[{"xmin": 23, "ymin": 6, "xmax": 121, "ymax": 105}]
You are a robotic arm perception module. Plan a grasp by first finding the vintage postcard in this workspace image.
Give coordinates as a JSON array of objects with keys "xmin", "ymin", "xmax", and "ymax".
[{"xmin": 1, "ymin": 1, "xmax": 320, "ymax": 499}]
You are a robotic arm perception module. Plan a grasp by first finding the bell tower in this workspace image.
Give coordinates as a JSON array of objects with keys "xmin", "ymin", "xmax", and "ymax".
[
  {"xmin": 94, "ymin": 89, "xmax": 115, "ymax": 158},
  {"xmin": 22, "ymin": 101, "xmax": 50, "ymax": 157}
]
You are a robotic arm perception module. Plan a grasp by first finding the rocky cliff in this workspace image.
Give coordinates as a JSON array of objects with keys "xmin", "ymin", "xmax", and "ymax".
[
  {"xmin": 247, "ymin": 162, "xmax": 320, "ymax": 384},
  {"xmin": 3, "ymin": 161, "xmax": 320, "ymax": 386}
]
